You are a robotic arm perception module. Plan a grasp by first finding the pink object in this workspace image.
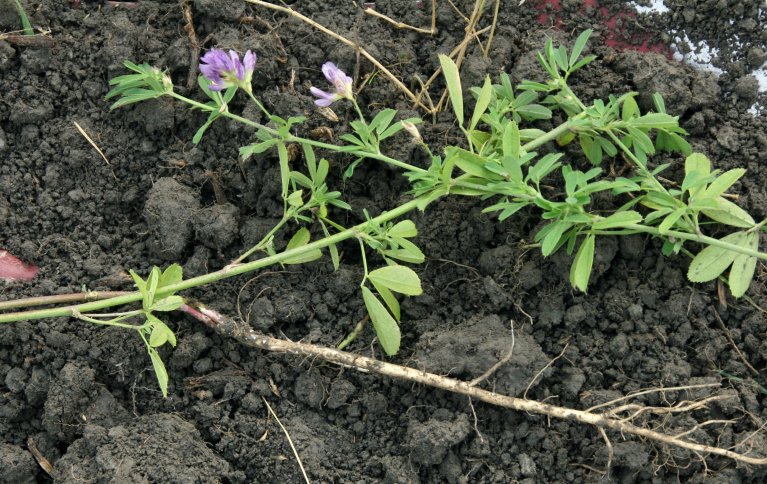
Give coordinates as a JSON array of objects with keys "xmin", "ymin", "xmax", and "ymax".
[{"xmin": 0, "ymin": 250, "xmax": 38, "ymax": 282}]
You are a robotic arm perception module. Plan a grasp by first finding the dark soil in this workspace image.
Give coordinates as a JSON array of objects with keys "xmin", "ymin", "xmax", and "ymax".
[{"xmin": 1, "ymin": 0, "xmax": 766, "ymax": 482}]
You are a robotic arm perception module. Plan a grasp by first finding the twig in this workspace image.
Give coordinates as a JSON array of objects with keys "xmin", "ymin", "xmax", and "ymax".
[
  {"xmin": 193, "ymin": 306, "xmax": 767, "ymax": 466},
  {"xmin": 262, "ymin": 397, "xmax": 311, "ymax": 484},
  {"xmin": 468, "ymin": 319, "xmax": 515, "ymax": 386},
  {"xmin": 711, "ymin": 307, "xmax": 759, "ymax": 375},
  {"xmin": 73, "ymin": 121, "xmax": 117, "ymax": 180},
  {"xmin": 362, "ymin": 0, "xmax": 436, "ymax": 35},
  {"xmin": 483, "ymin": 0, "xmax": 501, "ymax": 58},
  {"xmin": 245, "ymin": 0, "xmax": 431, "ymax": 112},
  {"xmin": 182, "ymin": 0, "xmax": 202, "ymax": 91}
]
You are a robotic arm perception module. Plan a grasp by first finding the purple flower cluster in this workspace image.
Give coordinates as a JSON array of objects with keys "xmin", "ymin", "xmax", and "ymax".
[
  {"xmin": 311, "ymin": 62, "xmax": 354, "ymax": 107},
  {"xmin": 200, "ymin": 49, "xmax": 256, "ymax": 93}
]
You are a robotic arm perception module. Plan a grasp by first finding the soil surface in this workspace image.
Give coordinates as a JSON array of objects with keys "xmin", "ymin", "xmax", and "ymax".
[{"xmin": 1, "ymin": 0, "xmax": 766, "ymax": 482}]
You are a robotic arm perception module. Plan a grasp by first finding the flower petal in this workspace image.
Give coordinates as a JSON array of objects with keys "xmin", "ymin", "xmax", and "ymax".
[
  {"xmin": 321, "ymin": 62, "xmax": 339, "ymax": 82},
  {"xmin": 243, "ymin": 50, "xmax": 257, "ymax": 73}
]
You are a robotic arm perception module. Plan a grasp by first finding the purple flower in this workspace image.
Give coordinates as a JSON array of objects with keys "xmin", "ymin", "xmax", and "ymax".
[
  {"xmin": 200, "ymin": 49, "xmax": 256, "ymax": 93},
  {"xmin": 310, "ymin": 62, "xmax": 353, "ymax": 107}
]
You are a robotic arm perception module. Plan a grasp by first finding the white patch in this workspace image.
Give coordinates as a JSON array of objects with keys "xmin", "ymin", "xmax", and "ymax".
[{"xmin": 631, "ymin": 0, "xmax": 669, "ymax": 15}]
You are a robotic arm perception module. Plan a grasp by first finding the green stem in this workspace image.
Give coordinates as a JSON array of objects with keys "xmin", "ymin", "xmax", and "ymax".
[
  {"xmin": 351, "ymin": 99, "xmax": 367, "ymax": 125},
  {"xmin": 0, "ymin": 116, "xmax": 580, "ymax": 322},
  {"xmin": 231, "ymin": 210, "xmax": 295, "ymax": 265},
  {"xmin": 74, "ymin": 313, "xmax": 145, "ymax": 331},
  {"xmin": 522, "ymin": 119, "xmax": 577, "ymax": 152},
  {"xmin": 170, "ymin": 92, "xmax": 428, "ymax": 174},
  {"xmin": 246, "ymin": 90, "xmax": 272, "ymax": 119},
  {"xmin": 0, "ymin": 198, "xmax": 426, "ymax": 324},
  {"xmin": 622, "ymin": 223, "xmax": 767, "ymax": 260}
]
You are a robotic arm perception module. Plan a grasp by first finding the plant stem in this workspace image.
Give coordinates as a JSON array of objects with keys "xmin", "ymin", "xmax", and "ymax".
[
  {"xmin": 522, "ymin": 119, "xmax": 576, "ymax": 151},
  {"xmin": 621, "ymin": 223, "xmax": 767, "ymax": 260},
  {"xmin": 169, "ymin": 92, "xmax": 428, "ymax": 174},
  {"xmin": 246, "ymin": 90, "xmax": 272, "ymax": 119},
  {"xmin": 0, "ymin": 198, "xmax": 426, "ymax": 324},
  {"xmin": 0, "ymin": 117, "xmax": 580, "ymax": 323},
  {"xmin": 0, "ymin": 291, "xmax": 130, "ymax": 311},
  {"xmin": 230, "ymin": 211, "xmax": 294, "ymax": 265}
]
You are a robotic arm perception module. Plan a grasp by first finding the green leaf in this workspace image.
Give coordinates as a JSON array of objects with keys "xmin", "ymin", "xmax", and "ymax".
[
  {"xmin": 316, "ymin": 159, "xmax": 329, "ymax": 185},
  {"xmin": 159, "ymin": 264, "xmax": 183, "ymax": 288},
  {"xmin": 656, "ymin": 131, "xmax": 691, "ymax": 155},
  {"xmin": 652, "ymin": 92, "xmax": 667, "ymax": 113},
  {"xmin": 388, "ymin": 220, "xmax": 418, "ymax": 238},
  {"xmin": 303, "ymin": 144, "xmax": 317, "ymax": 179},
  {"xmin": 554, "ymin": 45, "xmax": 569, "ymax": 72},
  {"xmin": 319, "ymin": 221, "xmax": 340, "ymax": 271},
  {"xmin": 287, "ymin": 189, "xmax": 304, "ymax": 207},
  {"xmin": 540, "ymin": 221, "xmax": 572, "ymax": 257},
  {"xmin": 515, "ymin": 104, "xmax": 552, "ymax": 120},
  {"xmin": 383, "ymin": 238, "xmax": 425, "ymax": 264},
  {"xmin": 148, "ymin": 315, "xmax": 174, "ymax": 347},
  {"xmin": 290, "ymin": 171, "xmax": 313, "ymax": 189},
  {"xmin": 685, "ymin": 153, "xmax": 711, "ymax": 178},
  {"xmin": 130, "ymin": 270, "xmax": 147, "ymax": 294},
  {"xmin": 283, "ymin": 227, "xmax": 322, "ymax": 264},
  {"xmin": 592, "ymin": 211, "xmax": 643, "ymax": 230},
  {"xmin": 240, "ymin": 139, "xmax": 278, "ymax": 160},
  {"xmin": 146, "ymin": 267, "xmax": 160, "ymax": 311},
  {"xmin": 526, "ymin": 153, "xmax": 563, "ymax": 183},
  {"xmin": 702, "ymin": 168, "xmax": 746, "ymax": 199},
  {"xmin": 569, "ymin": 29, "xmax": 592, "ymax": 68},
  {"xmin": 277, "ymin": 143, "xmax": 290, "ymax": 200},
  {"xmin": 729, "ymin": 231, "xmax": 759, "ymax": 298},
  {"xmin": 621, "ymin": 95, "xmax": 639, "ymax": 121},
  {"xmin": 626, "ymin": 127, "xmax": 654, "ymax": 156},
  {"xmin": 148, "ymin": 348, "xmax": 169, "ymax": 398},
  {"xmin": 368, "ymin": 265, "xmax": 423, "ymax": 296},
  {"xmin": 491, "ymin": 202, "xmax": 527, "ymax": 221},
  {"xmin": 631, "ymin": 113, "xmax": 679, "ymax": 130},
  {"xmin": 369, "ymin": 108, "xmax": 397, "ymax": 134},
  {"xmin": 370, "ymin": 280, "xmax": 401, "ymax": 321},
  {"xmin": 361, "ymin": 286, "xmax": 400, "ymax": 355},
  {"xmin": 152, "ymin": 295, "xmax": 184, "ymax": 312},
  {"xmin": 502, "ymin": 121, "xmax": 521, "ymax": 159},
  {"xmin": 285, "ymin": 228, "xmax": 309, "ymax": 249},
  {"xmin": 687, "ymin": 232, "xmax": 746, "ymax": 283},
  {"xmin": 192, "ymin": 113, "xmax": 219, "ymax": 145},
  {"xmin": 658, "ymin": 207, "xmax": 686, "ymax": 234},
  {"xmin": 701, "ymin": 197, "xmax": 755, "ymax": 228},
  {"xmin": 469, "ymin": 76, "xmax": 493, "ymax": 131},
  {"xmin": 450, "ymin": 147, "xmax": 501, "ymax": 180},
  {"xmin": 438, "ymin": 54, "xmax": 464, "ymax": 126},
  {"xmin": 569, "ymin": 234, "xmax": 595, "ymax": 292}
]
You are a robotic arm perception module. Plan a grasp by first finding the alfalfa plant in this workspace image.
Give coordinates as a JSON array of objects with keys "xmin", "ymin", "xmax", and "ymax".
[{"xmin": 1, "ymin": 31, "xmax": 765, "ymax": 398}]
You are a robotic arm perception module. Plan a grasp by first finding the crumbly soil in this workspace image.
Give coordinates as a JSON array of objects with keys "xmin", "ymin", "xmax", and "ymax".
[{"xmin": 1, "ymin": 0, "xmax": 766, "ymax": 482}]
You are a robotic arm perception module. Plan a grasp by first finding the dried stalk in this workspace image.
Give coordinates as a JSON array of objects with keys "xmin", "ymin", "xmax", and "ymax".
[{"xmin": 362, "ymin": 0, "xmax": 436, "ymax": 35}]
